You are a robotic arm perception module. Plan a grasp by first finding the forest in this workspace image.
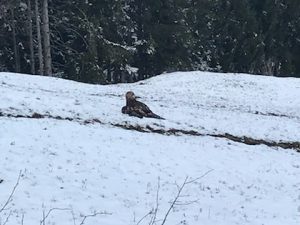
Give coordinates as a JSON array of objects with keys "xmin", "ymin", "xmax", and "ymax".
[{"xmin": 0, "ymin": 0, "xmax": 299, "ymax": 84}]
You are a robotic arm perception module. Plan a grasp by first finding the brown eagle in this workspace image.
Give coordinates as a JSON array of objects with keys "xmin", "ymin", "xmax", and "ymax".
[{"xmin": 121, "ymin": 91, "xmax": 164, "ymax": 119}]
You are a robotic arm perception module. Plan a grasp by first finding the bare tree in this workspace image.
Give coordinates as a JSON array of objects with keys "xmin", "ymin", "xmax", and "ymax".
[
  {"xmin": 35, "ymin": 0, "xmax": 43, "ymax": 75},
  {"xmin": 42, "ymin": 0, "xmax": 52, "ymax": 75},
  {"xmin": 0, "ymin": 1, "xmax": 21, "ymax": 73},
  {"xmin": 27, "ymin": 0, "xmax": 35, "ymax": 74},
  {"xmin": 10, "ymin": 6, "xmax": 21, "ymax": 73}
]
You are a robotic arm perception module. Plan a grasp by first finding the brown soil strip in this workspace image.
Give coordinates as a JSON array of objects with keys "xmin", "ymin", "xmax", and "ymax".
[
  {"xmin": 112, "ymin": 123, "xmax": 300, "ymax": 152},
  {"xmin": 1, "ymin": 111, "xmax": 299, "ymax": 152}
]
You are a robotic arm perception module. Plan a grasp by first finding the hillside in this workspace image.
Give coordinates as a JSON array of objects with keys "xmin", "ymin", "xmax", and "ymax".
[{"xmin": 0, "ymin": 71, "xmax": 300, "ymax": 225}]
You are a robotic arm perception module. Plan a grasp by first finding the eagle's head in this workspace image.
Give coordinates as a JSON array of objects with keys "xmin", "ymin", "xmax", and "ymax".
[
  {"xmin": 125, "ymin": 91, "xmax": 136, "ymax": 101},
  {"xmin": 125, "ymin": 91, "xmax": 140, "ymax": 106}
]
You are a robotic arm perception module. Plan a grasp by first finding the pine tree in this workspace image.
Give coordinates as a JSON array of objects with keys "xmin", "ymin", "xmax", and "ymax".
[{"xmin": 0, "ymin": 0, "xmax": 299, "ymax": 80}]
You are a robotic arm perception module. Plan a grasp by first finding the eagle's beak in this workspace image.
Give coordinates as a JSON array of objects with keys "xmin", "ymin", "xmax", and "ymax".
[{"xmin": 135, "ymin": 95, "xmax": 141, "ymax": 99}]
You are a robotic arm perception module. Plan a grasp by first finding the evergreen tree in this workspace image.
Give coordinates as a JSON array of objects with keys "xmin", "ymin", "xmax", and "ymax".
[{"xmin": 0, "ymin": 0, "xmax": 299, "ymax": 81}]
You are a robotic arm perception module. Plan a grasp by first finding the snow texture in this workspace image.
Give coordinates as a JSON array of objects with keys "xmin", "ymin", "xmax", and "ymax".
[{"xmin": 0, "ymin": 71, "xmax": 300, "ymax": 225}]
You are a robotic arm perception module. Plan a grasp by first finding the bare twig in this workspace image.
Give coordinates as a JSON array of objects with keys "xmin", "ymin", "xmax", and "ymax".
[
  {"xmin": 136, "ymin": 210, "xmax": 153, "ymax": 225},
  {"xmin": 21, "ymin": 213, "xmax": 25, "ymax": 225},
  {"xmin": 137, "ymin": 170, "xmax": 213, "ymax": 225},
  {"xmin": 0, "ymin": 170, "xmax": 22, "ymax": 213},
  {"xmin": 79, "ymin": 211, "xmax": 112, "ymax": 225},
  {"xmin": 149, "ymin": 177, "xmax": 160, "ymax": 225},
  {"xmin": 42, "ymin": 210, "xmax": 45, "ymax": 225},
  {"xmin": 160, "ymin": 177, "xmax": 189, "ymax": 225},
  {"xmin": 40, "ymin": 207, "xmax": 71, "ymax": 225},
  {"xmin": 136, "ymin": 177, "xmax": 161, "ymax": 225},
  {"xmin": 185, "ymin": 169, "xmax": 214, "ymax": 185},
  {"xmin": 2, "ymin": 210, "xmax": 12, "ymax": 225},
  {"xmin": 161, "ymin": 170, "xmax": 214, "ymax": 225},
  {"xmin": 173, "ymin": 199, "xmax": 200, "ymax": 206},
  {"xmin": 70, "ymin": 209, "xmax": 77, "ymax": 225}
]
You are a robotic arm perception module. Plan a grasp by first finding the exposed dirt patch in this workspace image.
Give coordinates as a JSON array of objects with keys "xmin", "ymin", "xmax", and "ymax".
[
  {"xmin": 1, "ymin": 111, "xmax": 299, "ymax": 152},
  {"xmin": 112, "ymin": 122, "xmax": 300, "ymax": 152},
  {"xmin": 1, "ymin": 112, "xmax": 75, "ymax": 122},
  {"xmin": 211, "ymin": 104, "xmax": 299, "ymax": 120}
]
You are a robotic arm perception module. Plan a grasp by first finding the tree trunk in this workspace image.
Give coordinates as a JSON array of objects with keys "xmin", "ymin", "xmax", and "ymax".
[
  {"xmin": 35, "ymin": 0, "xmax": 44, "ymax": 75},
  {"xmin": 27, "ymin": 0, "xmax": 35, "ymax": 74},
  {"xmin": 11, "ymin": 8, "xmax": 21, "ymax": 73},
  {"xmin": 42, "ymin": 0, "xmax": 52, "ymax": 75}
]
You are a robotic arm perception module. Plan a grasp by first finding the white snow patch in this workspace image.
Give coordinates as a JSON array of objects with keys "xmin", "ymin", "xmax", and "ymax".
[{"xmin": 0, "ymin": 71, "xmax": 300, "ymax": 225}]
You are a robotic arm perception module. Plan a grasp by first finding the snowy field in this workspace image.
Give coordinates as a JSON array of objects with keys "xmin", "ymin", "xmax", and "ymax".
[{"xmin": 0, "ymin": 71, "xmax": 300, "ymax": 225}]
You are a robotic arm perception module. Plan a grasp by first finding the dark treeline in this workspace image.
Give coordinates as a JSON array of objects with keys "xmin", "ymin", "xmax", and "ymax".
[{"xmin": 0, "ymin": 0, "xmax": 299, "ymax": 83}]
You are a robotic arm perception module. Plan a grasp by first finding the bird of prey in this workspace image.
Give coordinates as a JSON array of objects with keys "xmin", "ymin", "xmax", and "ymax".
[{"xmin": 121, "ymin": 91, "xmax": 164, "ymax": 119}]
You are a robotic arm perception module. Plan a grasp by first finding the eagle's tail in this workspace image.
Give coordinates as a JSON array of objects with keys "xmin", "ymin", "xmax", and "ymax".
[{"xmin": 147, "ymin": 112, "xmax": 165, "ymax": 120}]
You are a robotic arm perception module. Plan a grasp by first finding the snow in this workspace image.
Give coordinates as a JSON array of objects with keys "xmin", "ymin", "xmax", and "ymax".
[{"xmin": 0, "ymin": 71, "xmax": 300, "ymax": 225}]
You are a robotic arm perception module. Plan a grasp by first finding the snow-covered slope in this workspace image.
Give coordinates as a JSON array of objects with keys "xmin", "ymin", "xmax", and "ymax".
[
  {"xmin": 0, "ymin": 71, "xmax": 300, "ymax": 225},
  {"xmin": 1, "ymin": 71, "xmax": 300, "ymax": 142}
]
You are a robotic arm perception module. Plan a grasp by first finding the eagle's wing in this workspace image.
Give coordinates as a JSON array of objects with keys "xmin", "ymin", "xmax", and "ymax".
[
  {"xmin": 128, "ymin": 110, "xmax": 144, "ymax": 118},
  {"xmin": 135, "ymin": 100, "xmax": 152, "ymax": 113},
  {"xmin": 121, "ymin": 106, "xmax": 128, "ymax": 114}
]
